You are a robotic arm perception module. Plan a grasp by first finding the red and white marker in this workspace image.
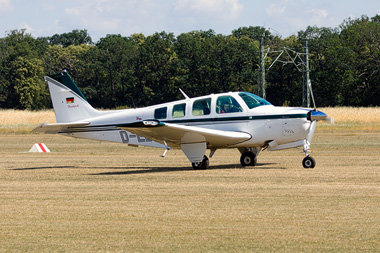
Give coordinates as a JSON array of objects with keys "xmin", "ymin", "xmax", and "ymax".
[{"xmin": 29, "ymin": 143, "xmax": 50, "ymax": 153}]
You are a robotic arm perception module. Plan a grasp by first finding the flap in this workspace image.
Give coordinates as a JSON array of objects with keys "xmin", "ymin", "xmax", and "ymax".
[{"xmin": 121, "ymin": 121, "xmax": 251, "ymax": 148}]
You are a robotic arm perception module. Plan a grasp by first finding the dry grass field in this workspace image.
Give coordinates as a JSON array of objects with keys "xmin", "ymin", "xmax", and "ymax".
[
  {"xmin": 1, "ymin": 108, "xmax": 380, "ymax": 252},
  {"xmin": 0, "ymin": 109, "xmax": 56, "ymax": 134}
]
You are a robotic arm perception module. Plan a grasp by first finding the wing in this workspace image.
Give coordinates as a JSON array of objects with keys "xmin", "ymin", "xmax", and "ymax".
[
  {"xmin": 121, "ymin": 121, "xmax": 252, "ymax": 148},
  {"xmin": 33, "ymin": 122, "xmax": 90, "ymax": 134}
]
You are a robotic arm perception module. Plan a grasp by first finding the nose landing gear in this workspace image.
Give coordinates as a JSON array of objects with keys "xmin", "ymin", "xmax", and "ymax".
[{"xmin": 302, "ymin": 139, "xmax": 316, "ymax": 168}]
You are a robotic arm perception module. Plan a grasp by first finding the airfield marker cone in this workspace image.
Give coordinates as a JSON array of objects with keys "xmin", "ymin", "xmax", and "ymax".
[{"xmin": 29, "ymin": 143, "xmax": 50, "ymax": 153}]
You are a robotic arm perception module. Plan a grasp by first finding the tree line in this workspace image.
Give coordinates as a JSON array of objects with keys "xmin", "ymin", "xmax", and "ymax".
[{"xmin": 1, "ymin": 15, "xmax": 380, "ymax": 110}]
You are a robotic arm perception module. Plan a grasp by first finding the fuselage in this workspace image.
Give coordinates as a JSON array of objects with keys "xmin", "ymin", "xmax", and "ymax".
[{"xmin": 84, "ymin": 91, "xmax": 313, "ymax": 149}]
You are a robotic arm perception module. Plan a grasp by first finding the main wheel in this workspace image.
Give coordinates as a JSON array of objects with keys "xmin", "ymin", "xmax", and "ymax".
[
  {"xmin": 240, "ymin": 152, "xmax": 257, "ymax": 167},
  {"xmin": 192, "ymin": 155, "xmax": 209, "ymax": 170},
  {"xmin": 302, "ymin": 156, "xmax": 316, "ymax": 168}
]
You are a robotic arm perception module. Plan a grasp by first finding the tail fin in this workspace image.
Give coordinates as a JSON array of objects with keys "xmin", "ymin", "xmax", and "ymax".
[{"xmin": 45, "ymin": 71, "xmax": 101, "ymax": 123}]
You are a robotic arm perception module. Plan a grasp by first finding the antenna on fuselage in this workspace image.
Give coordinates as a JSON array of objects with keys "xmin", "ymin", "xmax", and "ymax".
[{"xmin": 179, "ymin": 88, "xmax": 190, "ymax": 99}]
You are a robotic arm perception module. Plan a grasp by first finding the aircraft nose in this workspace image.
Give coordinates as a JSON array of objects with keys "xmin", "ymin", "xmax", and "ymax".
[{"xmin": 308, "ymin": 110, "xmax": 327, "ymax": 121}]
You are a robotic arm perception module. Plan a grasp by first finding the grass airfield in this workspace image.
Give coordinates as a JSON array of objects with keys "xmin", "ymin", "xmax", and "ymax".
[{"xmin": 1, "ymin": 109, "xmax": 380, "ymax": 251}]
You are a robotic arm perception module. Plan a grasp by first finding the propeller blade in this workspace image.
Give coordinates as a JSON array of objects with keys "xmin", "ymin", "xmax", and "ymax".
[
  {"xmin": 323, "ymin": 116, "xmax": 334, "ymax": 124},
  {"xmin": 306, "ymin": 80, "xmax": 333, "ymax": 124},
  {"xmin": 307, "ymin": 79, "xmax": 317, "ymax": 111}
]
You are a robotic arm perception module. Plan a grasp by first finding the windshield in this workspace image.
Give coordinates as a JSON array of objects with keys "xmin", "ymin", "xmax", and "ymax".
[{"xmin": 238, "ymin": 92, "xmax": 271, "ymax": 109}]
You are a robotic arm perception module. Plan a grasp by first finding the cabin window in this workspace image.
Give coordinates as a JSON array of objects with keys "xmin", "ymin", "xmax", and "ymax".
[
  {"xmin": 192, "ymin": 98, "xmax": 211, "ymax": 116},
  {"xmin": 172, "ymin": 103, "xmax": 186, "ymax": 118},
  {"xmin": 238, "ymin": 92, "xmax": 271, "ymax": 109},
  {"xmin": 216, "ymin": 95, "xmax": 243, "ymax": 114},
  {"xmin": 154, "ymin": 107, "xmax": 167, "ymax": 119}
]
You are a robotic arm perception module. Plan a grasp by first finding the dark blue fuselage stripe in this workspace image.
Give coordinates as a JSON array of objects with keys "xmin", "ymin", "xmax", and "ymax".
[
  {"xmin": 63, "ymin": 113, "xmax": 308, "ymax": 133},
  {"xmin": 160, "ymin": 113, "xmax": 307, "ymax": 124}
]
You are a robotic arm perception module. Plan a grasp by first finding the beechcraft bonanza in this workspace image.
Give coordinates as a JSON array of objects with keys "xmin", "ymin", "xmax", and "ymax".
[{"xmin": 34, "ymin": 71, "xmax": 328, "ymax": 169}]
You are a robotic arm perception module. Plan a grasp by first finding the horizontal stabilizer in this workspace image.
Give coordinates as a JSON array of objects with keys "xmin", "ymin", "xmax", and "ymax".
[{"xmin": 33, "ymin": 122, "xmax": 90, "ymax": 134}]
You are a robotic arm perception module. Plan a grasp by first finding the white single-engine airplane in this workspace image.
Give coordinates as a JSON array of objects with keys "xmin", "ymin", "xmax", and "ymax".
[{"xmin": 34, "ymin": 71, "xmax": 327, "ymax": 169}]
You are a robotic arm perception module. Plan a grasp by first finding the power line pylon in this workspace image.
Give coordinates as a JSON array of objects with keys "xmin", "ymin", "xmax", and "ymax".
[
  {"xmin": 258, "ymin": 36, "xmax": 266, "ymax": 99},
  {"xmin": 302, "ymin": 39, "xmax": 310, "ymax": 107},
  {"xmin": 257, "ymin": 36, "xmax": 311, "ymax": 107}
]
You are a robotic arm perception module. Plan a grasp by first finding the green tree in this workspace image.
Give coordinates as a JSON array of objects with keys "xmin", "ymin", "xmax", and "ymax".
[
  {"xmin": 174, "ymin": 30, "xmax": 221, "ymax": 97},
  {"xmin": 299, "ymin": 26, "xmax": 344, "ymax": 106},
  {"xmin": 132, "ymin": 32, "xmax": 177, "ymax": 106},
  {"xmin": 0, "ymin": 29, "xmax": 49, "ymax": 109},
  {"xmin": 95, "ymin": 34, "xmax": 139, "ymax": 108},
  {"xmin": 43, "ymin": 44, "xmax": 91, "ymax": 75},
  {"xmin": 339, "ymin": 15, "xmax": 380, "ymax": 105},
  {"xmin": 10, "ymin": 57, "xmax": 48, "ymax": 109},
  {"xmin": 48, "ymin": 29, "xmax": 93, "ymax": 47},
  {"xmin": 232, "ymin": 26, "xmax": 273, "ymax": 41}
]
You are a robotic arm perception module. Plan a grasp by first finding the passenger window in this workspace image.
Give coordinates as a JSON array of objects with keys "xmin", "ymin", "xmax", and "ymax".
[
  {"xmin": 192, "ymin": 98, "xmax": 211, "ymax": 116},
  {"xmin": 216, "ymin": 95, "xmax": 243, "ymax": 114},
  {"xmin": 172, "ymin": 103, "xmax": 186, "ymax": 118},
  {"xmin": 154, "ymin": 107, "xmax": 167, "ymax": 119}
]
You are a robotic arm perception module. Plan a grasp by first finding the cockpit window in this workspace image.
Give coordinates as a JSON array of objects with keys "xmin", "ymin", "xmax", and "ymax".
[
  {"xmin": 238, "ymin": 92, "xmax": 271, "ymax": 109},
  {"xmin": 216, "ymin": 95, "xmax": 243, "ymax": 114}
]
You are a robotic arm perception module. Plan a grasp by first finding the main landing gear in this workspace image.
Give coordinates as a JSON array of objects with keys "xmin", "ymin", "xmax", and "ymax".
[
  {"xmin": 240, "ymin": 152, "xmax": 257, "ymax": 167},
  {"xmin": 302, "ymin": 139, "xmax": 316, "ymax": 168},
  {"xmin": 239, "ymin": 147, "xmax": 260, "ymax": 167},
  {"xmin": 192, "ymin": 155, "xmax": 209, "ymax": 170}
]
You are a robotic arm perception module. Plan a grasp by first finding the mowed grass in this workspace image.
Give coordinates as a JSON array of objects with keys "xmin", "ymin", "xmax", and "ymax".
[
  {"xmin": 1, "ymin": 108, "xmax": 380, "ymax": 251},
  {"xmin": 1, "ymin": 134, "xmax": 380, "ymax": 251}
]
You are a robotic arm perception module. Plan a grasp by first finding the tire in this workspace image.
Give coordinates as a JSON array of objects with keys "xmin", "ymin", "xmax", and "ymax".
[
  {"xmin": 302, "ymin": 156, "xmax": 316, "ymax": 168},
  {"xmin": 192, "ymin": 155, "xmax": 209, "ymax": 170},
  {"xmin": 240, "ymin": 152, "xmax": 257, "ymax": 167}
]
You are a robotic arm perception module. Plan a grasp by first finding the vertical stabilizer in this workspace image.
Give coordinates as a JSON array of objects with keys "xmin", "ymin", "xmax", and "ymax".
[{"xmin": 45, "ymin": 72, "xmax": 101, "ymax": 123}]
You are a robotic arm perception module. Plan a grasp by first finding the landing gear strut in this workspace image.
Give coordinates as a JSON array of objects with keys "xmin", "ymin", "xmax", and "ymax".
[
  {"xmin": 302, "ymin": 139, "xmax": 316, "ymax": 168},
  {"xmin": 192, "ymin": 155, "xmax": 209, "ymax": 170}
]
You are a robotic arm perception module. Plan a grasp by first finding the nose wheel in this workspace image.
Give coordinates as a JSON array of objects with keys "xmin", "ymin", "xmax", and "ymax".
[
  {"xmin": 302, "ymin": 139, "xmax": 316, "ymax": 168},
  {"xmin": 302, "ymin": 156, "xmax": 316, "ymax": 168}
]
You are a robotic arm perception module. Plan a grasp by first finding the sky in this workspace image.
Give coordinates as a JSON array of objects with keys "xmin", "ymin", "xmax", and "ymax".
[{"xmin": 1, "ymin": 0, "xmax": 380, "ymax": 42}]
